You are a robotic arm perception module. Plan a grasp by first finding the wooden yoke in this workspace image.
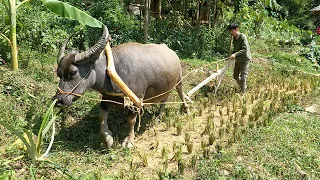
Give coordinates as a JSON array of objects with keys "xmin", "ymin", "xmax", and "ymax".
[{"xmin": 105, "ymin": 42, "xmax": 142, "ymax": 108}]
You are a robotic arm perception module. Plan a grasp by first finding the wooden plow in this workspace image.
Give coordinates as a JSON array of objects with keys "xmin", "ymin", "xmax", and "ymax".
[{"xmin": 186, "ymin": 58, "xmax": 232, "ymax": 100}]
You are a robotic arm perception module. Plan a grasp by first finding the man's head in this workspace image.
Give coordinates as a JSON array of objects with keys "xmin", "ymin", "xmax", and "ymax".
[{"xmin": 228, "ymin": 23, "xmax": 239, "ymax": 38}]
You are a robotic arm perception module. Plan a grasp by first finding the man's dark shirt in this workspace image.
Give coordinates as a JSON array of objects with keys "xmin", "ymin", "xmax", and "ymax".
[{"xmin": 233, "ymin": 33, "xmax": 251, "ymax": 63}]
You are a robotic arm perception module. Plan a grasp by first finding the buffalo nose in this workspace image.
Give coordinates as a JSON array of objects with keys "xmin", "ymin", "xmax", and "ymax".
[{"xmin": 52, "ymin": 95, "xmax": 57, "ymax": 101}]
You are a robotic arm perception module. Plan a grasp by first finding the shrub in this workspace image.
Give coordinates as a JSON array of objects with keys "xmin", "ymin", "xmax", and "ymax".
[
  {"xmin": 88, "ymin": 0, "xmax": 141, "ymax": 46},
  {"xmin": 299, "ymin": 40, "xmax": 320, "ymax": 65},
  {"xmin": 149, "ymin": 13, "xmax": 230, "ymax": 60}
]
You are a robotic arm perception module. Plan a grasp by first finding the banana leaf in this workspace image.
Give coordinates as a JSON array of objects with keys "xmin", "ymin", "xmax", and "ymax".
[{"xmin": 41, "ymin": 0, "xmax": 103, "ymax": 28}]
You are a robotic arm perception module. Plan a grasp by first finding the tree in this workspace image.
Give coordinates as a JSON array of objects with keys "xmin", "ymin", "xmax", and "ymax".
[{"xmin": 277, "ymin": 0, "xmax": 317, "ymax": 29}]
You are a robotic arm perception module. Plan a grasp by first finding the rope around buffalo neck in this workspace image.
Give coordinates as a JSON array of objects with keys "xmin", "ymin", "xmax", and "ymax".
[{"xmin": 61, "ymin": 65, "xmax": 94, "ymax": 99}]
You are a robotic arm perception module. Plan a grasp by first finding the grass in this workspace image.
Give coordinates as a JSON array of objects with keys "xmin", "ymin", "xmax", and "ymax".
[
  {"xmin": 265, "ymin": 51, "xmax": 319, "ymax": 73},
  {"xmin": 197, "ymin": 112, "xmax": 320, "ymax": 179}
]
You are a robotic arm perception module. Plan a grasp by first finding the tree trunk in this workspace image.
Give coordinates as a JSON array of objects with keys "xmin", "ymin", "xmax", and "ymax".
[
  {"xmin": 208, "ymin": 0, "xmax": 212, "ymax": 28},
  {"xmin": 213, "ymin": 0, "xmax": 217, "ymax": 28},
  {"xmin": 196, "ymin": 0, "xmax": 200, "ymax": 26},
  {"xmin": 144, "ymin": 0, "xmax": 150, "ymax": 44},
  {"xmin": 155, "ymin": 0, "xmax": 161, "ymax": 19},
  {"xmin": 10, "ymin": 0, "xmax": 18, "ymax": 70},
  {"xmin": 200, "ymin": 0, "xmax": 204, "ymax": 24}
]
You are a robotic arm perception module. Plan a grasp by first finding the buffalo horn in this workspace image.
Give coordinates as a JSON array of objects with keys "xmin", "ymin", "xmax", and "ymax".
[
  {"xmin": 74, "ymin": 25, "xmax": 109, "ymax": 63},
  {"xmin": 57, "ymin": 34, "xmax": 73, "ymax": 64}
]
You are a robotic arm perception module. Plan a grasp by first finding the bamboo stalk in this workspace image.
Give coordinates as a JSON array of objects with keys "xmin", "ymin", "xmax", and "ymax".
[
  {"xmin": 144, "ymin": 0, "xmax": 150, "ymax": 44},
  {"xmin": 105, "ymin": 42, "xmax": 142, "ymax": 108}
]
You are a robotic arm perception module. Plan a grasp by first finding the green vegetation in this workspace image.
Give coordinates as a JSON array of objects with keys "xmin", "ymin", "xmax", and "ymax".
[
  {"xmin": 197, "ymin": 113, "xmax": 320, "ymax": 179},
  {"xmin": 1, "ymin": 0, "xmax": 319, "ymax": 65},
  {"xmin": 0, "ymin": 99, "xmax": 57, "ymax": 163},
  {"xmin": 1, "ymin": 49, "xmax": 319, "ymax": 179},
  {"xmin": 0, "ymin": 0, "xmax": 31, "ymax": 69},
  {"xmin": 266, "ymin": 51, "xmax": 318, "ymax": 72},
  {"xmin": 0, "ymin": 0, "xmax": 320, "ymax": 179}
]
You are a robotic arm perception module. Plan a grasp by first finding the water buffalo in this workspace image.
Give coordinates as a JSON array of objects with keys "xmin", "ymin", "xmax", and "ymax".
[{"xmin": 54, "ymin": 25, "xmax": 189, "ymax": 148}]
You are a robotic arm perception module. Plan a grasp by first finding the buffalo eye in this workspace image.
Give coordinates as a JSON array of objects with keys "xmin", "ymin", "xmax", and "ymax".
[{"xmin": 69, "ymin": 70, "xmax": 77, "ymax": 77}]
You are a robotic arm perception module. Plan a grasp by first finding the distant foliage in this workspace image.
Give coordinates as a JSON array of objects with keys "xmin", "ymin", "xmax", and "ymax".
[
  {"xmin": 17, "ymin": 3, "xmax": 69, "ymax": 53},
  {"xmin": 0, "ymin": 1, "xmax": 73, "ymax": 66},
  {"xmin": 149, "ymin": 8, "xmax": 232, "ymax": 59},
  {"xmin": 237, "ymin": 1, "xmax": 302, "ymax": 51},
  {"xmin": 299, "ymin": 39, "xmax": 320, "ymax": 65},
  {"xmin": 87, "ymin": 0, "xmax": 141, "ymax": 46},
  {"xmin": 0, "ymin": 2, "xmax": 10, "ymax": 62},
  {"xmin": 276, "ymin": 0, "xmax": 318, "ymax": 29},
  {"xmin": 0, "ymin": 0, "xmax": 319, "ymax": 63}
]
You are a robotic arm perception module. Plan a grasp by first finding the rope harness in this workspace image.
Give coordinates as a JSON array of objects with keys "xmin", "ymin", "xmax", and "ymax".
[{"xmin": 57, "ymin": 58, "xmax": 229, "ymax": 106}]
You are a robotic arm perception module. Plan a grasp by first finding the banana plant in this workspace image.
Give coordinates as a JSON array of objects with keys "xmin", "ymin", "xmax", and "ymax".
[
  {"xmin": 0, "ymin": 0, "xmax": 103, "ymax": 162},
  {"xmin": 0, "ymin": 0, "xmax": 31, "ymax": 70},
  {"xmin": 0, "ymin": 0, "xmax": 103, "ymax": 70},
  {"xmin": 0, "ymin": 99, "xmax": 57, "ymax": 163}
]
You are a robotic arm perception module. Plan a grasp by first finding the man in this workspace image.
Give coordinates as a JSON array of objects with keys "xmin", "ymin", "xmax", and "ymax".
[{"xmin": 228, "ymin": 23, "xmax": 251, "ymax": 93}]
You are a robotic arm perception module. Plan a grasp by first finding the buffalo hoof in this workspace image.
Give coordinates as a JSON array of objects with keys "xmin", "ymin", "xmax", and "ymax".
[
  {"xmin": 185, "ymin": 107, "xmax": 191, "ymax": 114},
  {"xmin": 101, "ymin": 132, "xmax": 114, "ymax": 149},
  {"xmin": 122, "ymin": 137, "xmax": 134, "ymax": 148},
  {"xmin": 181, "ymin": 105, "xmax": 190, "ymax": 115}
]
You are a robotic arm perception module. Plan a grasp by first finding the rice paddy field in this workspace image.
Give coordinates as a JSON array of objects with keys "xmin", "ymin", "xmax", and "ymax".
[{"xmin": 0, "ymin": 51, "xmax": 319, "ymax": 179}]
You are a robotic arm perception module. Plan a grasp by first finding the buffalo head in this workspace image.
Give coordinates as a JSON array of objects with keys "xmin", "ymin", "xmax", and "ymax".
[{"xmin": 54, "ymin": 26, "xmax": 109, "ymax": 107}]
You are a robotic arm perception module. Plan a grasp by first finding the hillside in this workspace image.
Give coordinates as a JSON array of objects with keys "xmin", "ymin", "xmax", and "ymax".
[{"xmin": 0, "ymin": 51, "xmax": 319, "ymax": 179}]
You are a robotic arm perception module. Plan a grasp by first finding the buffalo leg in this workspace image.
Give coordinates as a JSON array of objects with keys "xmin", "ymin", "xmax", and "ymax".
[
  {"xmin": 176, "ymin": 81, "xmax": 190, "ymax": 113},
  {"xmin": 122, "ymin": 111, "xmax": 137, "ymax": 148},
  {"xmin": 155, "ymin": 96, "xmax": 168, "ymax": 121},
  {"xmin": 100, "ymin": 103, "xmax": 114, "ymax": 149}
]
